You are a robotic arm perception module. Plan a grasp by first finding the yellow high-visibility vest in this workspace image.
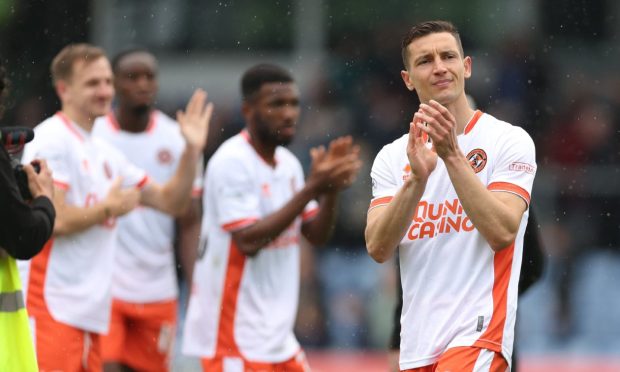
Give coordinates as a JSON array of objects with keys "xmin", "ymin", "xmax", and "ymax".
[{"xmin": 0, "ymin": 250, "xmax": 38, "ymax": 372}]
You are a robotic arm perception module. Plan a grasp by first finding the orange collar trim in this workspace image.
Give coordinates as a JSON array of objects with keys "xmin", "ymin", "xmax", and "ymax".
[{"xmin": 464, "ymin": 110, "xmax": 483, "ymax": 135}]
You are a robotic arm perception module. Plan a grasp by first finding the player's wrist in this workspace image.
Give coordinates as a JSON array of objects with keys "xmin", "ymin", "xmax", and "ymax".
[
  {"xmin": 183, "ymin": 143, "xmax": 203, "ymax": 161},
  {"xmin": 442, "ymin": 151, "xmax": 466, "ymax": 168},
  {"xmin": 301, "ymin": 175, "xmax": 320, "ymax": 194},
  {"xmin": 405, "ymin": 174, "xmax": 428, "ymax": 189},
  {"xmin": 301, "ymin": 180, "xmax": 322, "ymax": 199},
  {"xmin": 101, "ymin": 202, "xmax": 113, "ymax": 220}
]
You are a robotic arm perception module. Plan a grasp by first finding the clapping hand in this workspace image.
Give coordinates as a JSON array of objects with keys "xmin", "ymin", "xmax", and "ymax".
[
  {"xmin": 177, "ymin": 89, "xmax": 214, "ymax": 153},
  {"xmin": 407, "ymin": 114, "xmax": 437, "ymax": 182},
  {"xmin": 308, "ymin": 135, "xmax": 362, "ymax": 194},
  {"xmin": 414, "ymin": 100, "xmax": 459, "ymax": 159}
]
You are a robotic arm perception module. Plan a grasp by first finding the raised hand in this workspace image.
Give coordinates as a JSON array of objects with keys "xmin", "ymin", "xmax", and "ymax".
[
  {"xmin": 414, "ymin": 100, "xmax": 459, "ymax": 159},
  {"xmin": 104, "ymin": 177, "xmax": 141, "ymax": 218},
  {"xmin": 307, "ymin": 136, "xmax": 362, "ymax": 194},
  {"xmin": 325, "ymin": 136, "xmax": 362, "ymax": 190},
  {"xmin": 177, "ymin": 89, "xmax": 214, "ymax": 152},
  {"xmin": 407, "ymin": 114, "xmax": 437, "ymax": 182}
]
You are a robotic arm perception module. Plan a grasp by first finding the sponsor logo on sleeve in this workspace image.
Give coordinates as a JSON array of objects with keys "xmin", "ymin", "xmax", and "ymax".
[{"xmin": 509, "ymin": 162, "xmax": 536, "ymax": 174}]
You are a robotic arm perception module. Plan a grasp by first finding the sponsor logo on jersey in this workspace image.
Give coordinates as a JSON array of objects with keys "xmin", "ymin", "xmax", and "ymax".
[
  {"xmin": 407, "ymin": 198, "xmax": 474, "ymax": 240},
  {"xmin": 509, "ymin": 162, "xmax": 536, "ymax": 174},
  {"xmin": 157, "ymin": 148, "xmax": 173, "ymax": 164},
  {"xmin": 466, "ymin": 149, "xmax": 487, "ymax": 173}
]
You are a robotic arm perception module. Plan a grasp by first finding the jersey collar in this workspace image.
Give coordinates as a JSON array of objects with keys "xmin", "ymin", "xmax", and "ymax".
[{"xmin": 463, "ymin": 110, "xmax": 483, "ymax": 135}]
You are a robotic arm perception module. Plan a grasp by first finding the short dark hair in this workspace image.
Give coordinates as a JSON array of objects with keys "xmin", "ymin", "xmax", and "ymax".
[
  {"xmin": 111, "ymin": 47, "xmax": 155, "ymax": 74},
  {"xmin": 401, "ymin": 20, "xmax": 463, "ymax": 68},
  {"xmin": 51, "ymin": 43, "xmax": 107, "ymax": 84},
  {"xmin": 241, "ymin": 64, "xmax": 294, "ymax": 101}
]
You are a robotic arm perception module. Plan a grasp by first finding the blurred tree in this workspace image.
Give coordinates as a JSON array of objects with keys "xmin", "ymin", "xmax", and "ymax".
[
  {"xmin": 541, "ymin": 0, "xmax": 610, "ymax": 42},
  {"xmin": 0, "ymin": 0, "xmax": 89, "ymax": 125}
]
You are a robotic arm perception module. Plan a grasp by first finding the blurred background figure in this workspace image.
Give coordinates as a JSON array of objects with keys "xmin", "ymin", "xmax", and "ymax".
[
  {"xmin": 20, "ymin": 43, "xmax": 210, "ymax": 372},
  {"xmin": 182, "ymin": 63, "xmax": 362, "ymax": 371},
  {"xmin": 92, "ymin": 48, "xmax": 203, "ymax": 372}
]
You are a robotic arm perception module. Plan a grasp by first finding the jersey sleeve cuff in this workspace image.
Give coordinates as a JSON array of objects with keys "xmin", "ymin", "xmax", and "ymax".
[
  {"xmin": 302, "ymin": 207, "xmax": 319, "ymax": 222},
  {"xmin": 368, "ymin": 196, "xmax": 393, "ymax": 211},
  {"xmin": 488, "ymin": 182, "xmax": 531, "ymax": 206},
  {"xmin": 53, "ymin": 179, "xmax": 70, "ymax": 191},
  {"xmin": 222, "ymin": 217, "xmax": 259, "ymax": 232},
  {"xmin": 191, "ymin": 187, "xmax": 203, "ymax": 198},
  {"xmin": 135, "ymin": 175, "xmax": 150, "ymax": 189}
]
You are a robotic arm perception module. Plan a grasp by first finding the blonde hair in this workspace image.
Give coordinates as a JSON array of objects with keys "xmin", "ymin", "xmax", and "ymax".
[{"xmin": 50, "ymin": 43, "xmax": 106, "ymax": 84}]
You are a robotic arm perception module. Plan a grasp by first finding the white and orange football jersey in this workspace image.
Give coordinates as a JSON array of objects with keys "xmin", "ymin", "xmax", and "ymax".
[
  {"xmin": 20, "ymin": 112, "xmax": 148, "ymax": 333},
  {"xmin": 369, "ymin": 111, "xmax": 536, "ymax": 370},
  {"xmin": 182, "ymin": 130, "xmax": 318, "ymax": 363},
  {"xmin": 92, "ymin": 110, "xmax": 203, "ymax": 303}
]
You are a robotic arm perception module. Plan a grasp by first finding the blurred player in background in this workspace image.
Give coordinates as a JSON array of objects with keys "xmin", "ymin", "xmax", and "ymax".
[
  {"xmin": 92, "ymin": 48, "xmax": 203, "ymax": 372},
  {"xmin": 183, "ymin": 63, "xmax": 362, "ymax": 371},
  {"xmin": 366, "ymin": 20, "xmax": 537, "ymax": 371},
  {"xmin": 20, "ymin": 43, "xmax": 212, "ymax": 372}
]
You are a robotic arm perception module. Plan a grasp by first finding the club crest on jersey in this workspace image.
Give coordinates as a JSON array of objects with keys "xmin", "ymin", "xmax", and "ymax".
[
  {"xmin": 466, "ymin": 149, "xmax": 487, "ymax": 173},
  {"xmin": 103, "ymin": 161, "xmax": 113, "ymax": 179},
  {"xmin": 157, "ymin": 148, "xmax": 173, "ymax": 165}
]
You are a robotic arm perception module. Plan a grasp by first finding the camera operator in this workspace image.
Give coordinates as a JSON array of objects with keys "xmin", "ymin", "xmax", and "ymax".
[
  {"xmin": 0, "ymin": 143, "xmax": 55, "ymax": 258},
  {"xmin": 0, "ymin": 59, "xmax": 55, "ymax": 372},
  {"xmin": 0, "ymin": 63, "xmax": 55, "ymax": 259}
]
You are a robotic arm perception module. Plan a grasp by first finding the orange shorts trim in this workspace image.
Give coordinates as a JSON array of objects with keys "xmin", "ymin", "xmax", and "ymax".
[
  {"xmin": 31, "ymin": 312, "xmax": 102, "ymax": 372},
  {"xmin": 402, "ymin": 346, "xmax": 508, "ymax": 372},
  {"xmin": 201, "ymin": 350, "xmax": 310, "ymax": 372},
  {"xmin": 101, "ymin": 298, "xmax": 177, "ymax": 372}
]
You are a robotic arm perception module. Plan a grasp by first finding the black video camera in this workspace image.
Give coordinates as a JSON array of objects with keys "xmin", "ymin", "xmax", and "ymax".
[
  {"xmin": 13, "ymin": 160, "xmax": 41, "ymax": 200},
  {"xmin": 1, "ymin": 126, "xmax": 38, "ymax": 200}
]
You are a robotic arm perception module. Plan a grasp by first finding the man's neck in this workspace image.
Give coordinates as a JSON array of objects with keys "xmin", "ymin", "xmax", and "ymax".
[
  {"xmin": 441, "ymin": 95, "xmax": 476, "ymax": 135},
  {"xmin": 61, "ymin": 106, "xmax": 95, "ymax": 132},
  {"xmin": 246, "ymin": 129, "xmax": 277, "ymax": 167},
  {"xmin": 115, "ymin": 105, "xmax": 151, "ymax": 133}
]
